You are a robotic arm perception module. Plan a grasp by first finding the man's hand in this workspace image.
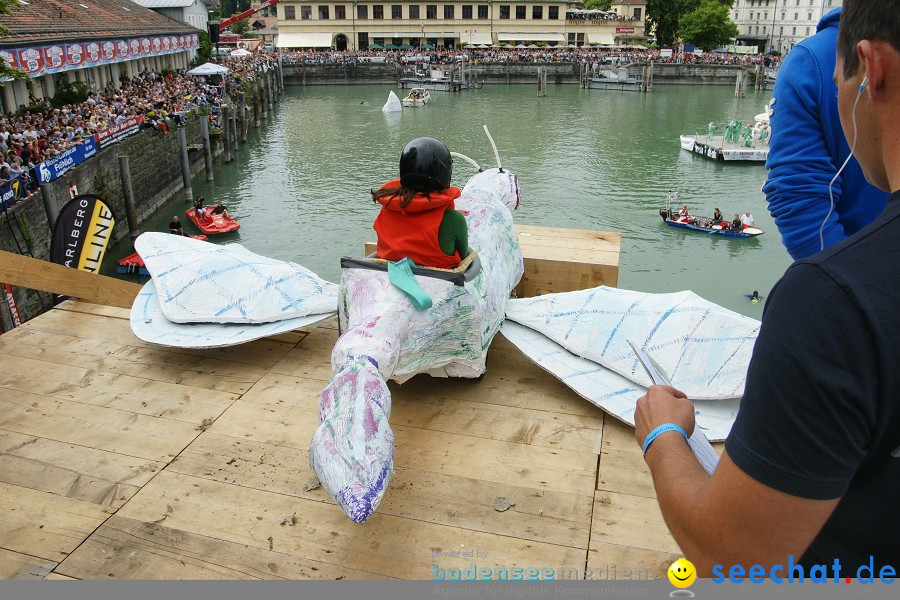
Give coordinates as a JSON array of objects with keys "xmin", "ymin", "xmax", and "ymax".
[{"xmin": 634, "ymin": 385, "xmax": 696, "ymax": 448}]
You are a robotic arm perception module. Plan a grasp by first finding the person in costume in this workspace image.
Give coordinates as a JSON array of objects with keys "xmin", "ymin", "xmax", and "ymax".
[{"xmin": 372, "ymin": 137, "xmax": 468, "ymax": 269}]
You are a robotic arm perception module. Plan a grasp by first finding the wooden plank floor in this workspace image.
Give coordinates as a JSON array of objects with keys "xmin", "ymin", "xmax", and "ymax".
[{"xmin": 0, "ymin": 300, "xmax": 687, "ymax": 580}]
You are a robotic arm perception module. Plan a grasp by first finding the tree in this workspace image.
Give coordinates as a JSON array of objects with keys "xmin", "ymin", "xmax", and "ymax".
[
  {"xmin": 646, "ymin": 0, "xmax": 734, "ymax": 48},
  {"xmin": 0, "ymin": 0, "xmax": 26, "ymax": 82},
  {"xmin": 680, "ymin": 0, "xmax": 739, "ymax": 50},
  {"xmin": 230, "ymin": 18, "xmax": 250, "ymax": 37},
  {"xmin": 583, "ymin": 0, "xmax": 613, "ymax": 10}
]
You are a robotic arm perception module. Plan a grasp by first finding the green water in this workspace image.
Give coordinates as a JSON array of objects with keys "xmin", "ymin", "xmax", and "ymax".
[{"xmin": 104, "ymin": 83, "xmax": 792, "ymax": 317}]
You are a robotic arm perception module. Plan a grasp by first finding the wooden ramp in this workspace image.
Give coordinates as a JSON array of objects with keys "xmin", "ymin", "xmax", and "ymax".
[{"xmin": 0, "ymin": 300, "xmax": 685, "ymax": 580}]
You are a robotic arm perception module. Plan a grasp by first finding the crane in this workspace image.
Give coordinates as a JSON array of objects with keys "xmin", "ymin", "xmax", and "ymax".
[{"xmin": 219, "ymin": 0, "xmax": 280, "ymax": 30}]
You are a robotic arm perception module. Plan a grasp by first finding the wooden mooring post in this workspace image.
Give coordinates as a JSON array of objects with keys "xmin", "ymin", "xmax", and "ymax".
[
  {"xmin": 222, "ymin": 104, "xmax": 233, "ymax": 163},
  {"xmin": 735, "ymin": 71, "xmax": 747, "ymax": 97},
  {"xmin": 253, "ymin": 81, "xmax": 261, "ymax": 128},
  {"xmin": 537, "ymin": 67, "xmax": 547, "ymax": 97},
  {"xmin": 200, "ymin": 116, "xmax": 213, "ymax": 182}
]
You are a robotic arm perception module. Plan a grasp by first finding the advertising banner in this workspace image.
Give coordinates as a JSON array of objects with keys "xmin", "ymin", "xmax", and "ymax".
[
  {"xmin": 3, "ymin": 283, "xmax": 23, "ymax": 328},
  {"xmin": 35, "ymin": 138, "xmax": 98, "ymax": 184},
  {"xmin": 66, "ymin": 43, "xmax": 85, "ymax": 67},
  {"xmin": 2, "ymin": 36, "xmax": 198, "ymax": 80},
  {"xmin": 17, "ymin": 47, "xmax": 44, "ymax": 74},
  {"xmin": 50, "ymin": 194, "xmax": 116, "ymax": 273},
  {"xmin": 616, "ymin": 27, "xmax": 636, "ymax": 34},
  {"xmin": 0, "ymin": 176, "xmax": 29, "ymax": 210},
  {"xmin": 94, "ymin": 116, "xmax": 144, "ymax": 149},
  {"xmin": 43, "ymin": 45, "xmax": 66, "ymax": 70},
  {"xmin": 0, "ymin": 49, "xmax": 17, "ymax": 69}
]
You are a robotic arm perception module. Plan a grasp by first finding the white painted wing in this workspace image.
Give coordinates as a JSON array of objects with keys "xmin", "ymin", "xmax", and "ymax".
[
  {"xmin": 130, "ymin": 281, "xmax": 335, "ymax": 349},
  {"xmin": 500, "ymin": 320, "xmax": 738, "ymax": 442},
  {"xmin": 134, "ymin": 233, "xmax": 339, "ymax": 324},
  {"xmin": 505, "ymin": 286, "xmax": 760, "ymax": 400}
]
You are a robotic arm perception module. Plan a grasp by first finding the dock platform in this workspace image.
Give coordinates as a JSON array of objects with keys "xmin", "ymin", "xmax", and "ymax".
[
  {"xmin": 0, "ymin": 225, "xmax": 697, "ymax": 581},
  {"xmin": 680, "ymin": 134, "xmax": 768, "ymax": 162}
]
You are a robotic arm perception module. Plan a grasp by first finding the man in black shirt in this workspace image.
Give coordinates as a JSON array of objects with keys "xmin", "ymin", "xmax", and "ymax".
[
  {"xmin": 633, "ymin": 0, "xmax": 900, "ymax": 575},
  {"xmin": 210, "ymin": 200, "xmax": 232, "ymax": 220},
  {"xmin": 168, "ymin": 215, "xmax": 183, "ymax": 235}
]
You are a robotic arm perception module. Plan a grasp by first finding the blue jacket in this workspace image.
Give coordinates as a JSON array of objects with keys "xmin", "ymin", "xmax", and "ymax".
[{"xmin": 763, "ymin": 7, "xmax": 889, "ymax": 260}]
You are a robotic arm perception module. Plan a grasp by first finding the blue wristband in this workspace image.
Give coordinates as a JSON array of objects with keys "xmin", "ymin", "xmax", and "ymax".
[{"xmin": 642, "ymin": 423, "xmax": 689, "ymax": 455}]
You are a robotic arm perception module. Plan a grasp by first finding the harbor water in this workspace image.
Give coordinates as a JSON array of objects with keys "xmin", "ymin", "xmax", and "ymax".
[{"xmin": 104, "ymin": 83, "xmax": 792, "ymax": 317}]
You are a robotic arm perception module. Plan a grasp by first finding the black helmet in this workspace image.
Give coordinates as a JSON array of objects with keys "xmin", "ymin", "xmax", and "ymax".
[{"xmin": 399, "ymin": 137, "xmax": 452, "ymax": 192}]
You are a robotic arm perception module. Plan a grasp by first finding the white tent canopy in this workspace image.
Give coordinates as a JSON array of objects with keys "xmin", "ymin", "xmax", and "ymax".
[
  {"xmin": 230, "ymin": 48, "xmax": 251, "ymax": 57},
  {"xmin": 187, "ymin": 62, "xmax": 229, "ymax": 76}
]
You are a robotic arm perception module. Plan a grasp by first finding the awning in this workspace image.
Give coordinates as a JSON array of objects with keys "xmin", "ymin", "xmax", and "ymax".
[
  {"xmin": 588, "ymin": 33, "xmax": 616, "ymax": 45},
  {"xmin": 369, "ymin": 32, "xmax": 457, "ymax": 39},
  {"xmin": 277, "ymin": 32, "xmax": 333, "ymax": 48},
  {"xmin": 497, "ymin": 32, "xmax": 565, "ymax": 42},
  {"xmin": 460, "ymin": 32, "xmax": 493, "ymax": 45}
]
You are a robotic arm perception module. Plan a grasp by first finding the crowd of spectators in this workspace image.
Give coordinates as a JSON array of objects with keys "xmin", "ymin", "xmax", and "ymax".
[
  {"xmin": 0, "ymin": 51, "xmax": 276, "ymax": 194},
  {"xmin": 281, "ymin": 47, "xmax": 782, "ymax": 68}
]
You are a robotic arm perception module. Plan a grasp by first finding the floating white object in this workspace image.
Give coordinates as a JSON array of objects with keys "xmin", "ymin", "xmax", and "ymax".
[
  {"xmin": 382, "ymin": 90, "xmax": 402, "ymax": 113},
  {"xmin": 134, "ymin": 233, "xmax": 339, "ymax": 324},
  {"xmin": 131, "ymin": 281, "xmax": 333, "ymax": 349},
  {"xmin": 505, "ymin": 286, "xmax": 760, "ymax": 400},
  {"xmin": 499, "ymin": 320, "xmax": 739, "ymax": 441}
]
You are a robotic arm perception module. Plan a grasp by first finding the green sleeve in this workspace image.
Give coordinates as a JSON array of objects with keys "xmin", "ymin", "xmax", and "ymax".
[{"xmin": 437, "ymin": 209, "xmax": 469, "ymax": 257}]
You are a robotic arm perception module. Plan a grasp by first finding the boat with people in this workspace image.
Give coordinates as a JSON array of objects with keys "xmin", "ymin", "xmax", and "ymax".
[
  {"xmin": 401, "ymin": 88, "xmax": 431, "ymax": 107},
  {"xmin": 185, "ymin": 207, "xmax": 240, "ymax": 234},
  {"xmin": 679, "ymin": 104, "xmax": 771, "ymax": 162},
  {"xmin": 659, "ymin": 191, "xmax": 763, "ymax": 239},
  {"xmin": 117, "ymin": 234, "xmax": 208, "ymax": 274}
]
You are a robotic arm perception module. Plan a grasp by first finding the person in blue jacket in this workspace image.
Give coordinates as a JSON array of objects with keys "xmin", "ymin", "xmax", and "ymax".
[{"xmin": 763, "ymin": 7, "xmax": 889, "ymax": 260}]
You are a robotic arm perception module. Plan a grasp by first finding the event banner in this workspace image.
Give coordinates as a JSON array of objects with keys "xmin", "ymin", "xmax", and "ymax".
[
  {"xmin": 0, "ymin": 175, "xmax": 30, "ymax": 210},
  {"xmin": 95, "ymin": 116, "xmax": 145, "ymax": 149},
  {"xmin": 50, "ymin": 194, "xmax": 116, "ymax": 273},
  {"xmin": 35, "ymin": 138, "xmax": 98, "ymax": 184},
  {"xmin": 0, "ymin": 34, "xmax": 199, "ymax": 79}
]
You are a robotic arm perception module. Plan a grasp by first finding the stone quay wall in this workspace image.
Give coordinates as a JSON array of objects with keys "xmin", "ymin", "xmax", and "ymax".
[
  {"xmin": 283, "ymin": 62, "xmax": 759, "ymax": 86},
  {"xmin": 0, "ymin": 114, "xmax": 219, "ymax": 325}
]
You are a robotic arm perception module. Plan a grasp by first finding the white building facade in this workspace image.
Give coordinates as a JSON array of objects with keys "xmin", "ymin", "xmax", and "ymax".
[
  {"xmin": 132, "ymin": 0, "xmax": 214, "ymax": 32},
  {"xmin": 732, "ymin": 0, "xmax": 841, "ymax": 54}
]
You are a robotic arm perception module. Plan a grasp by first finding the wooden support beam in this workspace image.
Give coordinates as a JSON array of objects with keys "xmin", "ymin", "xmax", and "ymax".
[
  {"xmin": 364, "ymin": 224, "xmax": 621, "ymax": 298},
  {"xmin": 0, "ymin": 250, "xmax": 142, "ymax": 309}
]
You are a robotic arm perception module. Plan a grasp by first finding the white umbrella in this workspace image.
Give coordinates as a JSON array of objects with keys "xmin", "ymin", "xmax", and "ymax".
[
  {"xmin": 230, "ymin": 48, "xmax": 252, "ymax": 57},
  {"xmin": 187, "ymin": 62, "xmax": 230, "ymax": 76}
]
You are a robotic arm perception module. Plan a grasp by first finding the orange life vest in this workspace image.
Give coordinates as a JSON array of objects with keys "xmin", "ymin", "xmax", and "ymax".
[{"xmin": 373, "ymin": 179, "xmax": 462, "ymax": 269}]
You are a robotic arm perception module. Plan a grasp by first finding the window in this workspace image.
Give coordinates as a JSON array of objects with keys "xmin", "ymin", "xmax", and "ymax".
[
  {"xmin": 445, "ymin": 5, "xmax": 454, "ymax": 19},
  {"xmin": 549, "ymin": 6, "xmax": 558, "ymax": 20},
  {"xmin": 755, "ymin": 25, "xmax": 759, "ymax": 35},
  {"xmin": 318, "ymin": 5, "xmax": 329, "ymax": 19},
  {"xmin": 807, "ymin": 12, "xmax": 812, "ymax": 20},
  {"xmin": 426, "ymin": 4, "xmax": 436, "ymax": 19},
  {"xmin": 358, "ymin": 32, "xmax": 368, "ymax": 47},
  {"xmin": 335, "ymin": 5, "xmax": 346, "ymax": 19},
  {"xmin": 300, "ymin": 5, "xmax": 312, "ymax": 19},
  {"xmin": 762, "ymin": 25, "xmax": 766, "ymax": 34},
  {"xmin": 500, "ymin": 5, "xmax": 510, "ymax": 19},
  {"xmin": 373, "ymin": 4, "xmax": 384, "ymax": 19},
  {"xmin": 533, "ymin": 6, "xmax": 542, "ymax": 20},
  {"xmin": 409, "ymin": 5, "xmax": 419, "ymax": 18},
  {"xmin": 516, "ymin": 5, "xmax": 526, "ymax": 19},
  {"xmin": 794, "ymin": 12, "xmax": 798, "ymax": 19},
  {"xmin": 462, "ymin": 5, "xmax": 472, "ymax": 19},
  {"xmin": 577, "ymin": 33, "xmax": 584, "ymax": 45},
  {"xmin": 357, "ymin": 5, "xmax": 367, "ymax": 19},
  {"xmin": 780, "ymin": 26, "xmax": 783, "ymax": 34},
  {"xmin": 805, "ymin": 26, "xmax": 810, "ymax": 35},
  {"xmin": 633, "ymin": 8, "xmax": 641, "ymax": 20},
  {"xmin": 568, "ymin": 32, "xmax": 575, "ymax": 44},
  {"xmin": 284, "ymin": 5, "xmax": 295, "ymax": 19},
  {"xmin": 392, "ymin": 5, "xmax": 401, "ymax": 19},
  {"xmin": 792, "ymin": 26, "xmax": 796, "ymax": 35},
  {"xmin": 478, "ymin": 5, "xmax": 488, "ymax": 19},
  {"xmin": 764, "ymin": 12, "xmax": 768, "ymax": 19}
]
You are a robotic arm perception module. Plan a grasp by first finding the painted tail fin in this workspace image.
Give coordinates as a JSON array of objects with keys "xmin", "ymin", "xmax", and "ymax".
[{"xmin": 310, "ymin": 355, "xmax": 395, "ymax": 523}]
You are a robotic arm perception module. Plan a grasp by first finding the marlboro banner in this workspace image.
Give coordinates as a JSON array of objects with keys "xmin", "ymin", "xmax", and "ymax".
[{"xmin": 50, "ymin": 195, "xmax": 116, "ymax": 273}]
